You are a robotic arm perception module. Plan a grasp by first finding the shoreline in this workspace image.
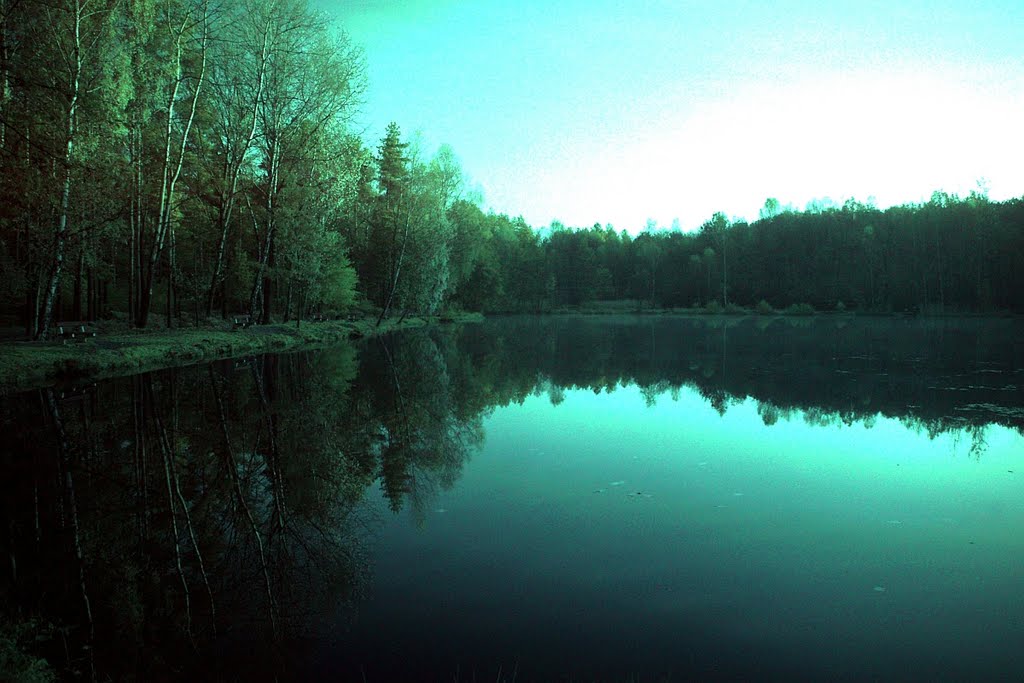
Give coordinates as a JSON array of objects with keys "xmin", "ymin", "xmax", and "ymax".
[
  {"xmin": 0, "ymin": 313, "xmax": 482, "ymax": 396},
  {"xmin": 1, "ymin": 308, "xmax": 1016, "ymax": 395}
]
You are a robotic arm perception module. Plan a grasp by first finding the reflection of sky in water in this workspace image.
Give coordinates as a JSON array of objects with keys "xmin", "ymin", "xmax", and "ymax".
[{"xmin": 355, "ymin": 383, "xmax": 1024, "ymax": 679}]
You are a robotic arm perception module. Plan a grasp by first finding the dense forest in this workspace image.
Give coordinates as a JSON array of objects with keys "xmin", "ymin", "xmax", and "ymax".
[
  {"xmin": 448, "ymin": 194, "xmax": 1024, "ymax": 315},
  {"xmin": 1, "ymin": 0, "xmax": 1022, "ymax": 340}
]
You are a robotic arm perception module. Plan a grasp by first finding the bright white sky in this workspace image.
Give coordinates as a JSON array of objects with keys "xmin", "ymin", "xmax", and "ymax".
[{"xmin": 321, "ymin": 0, "xmax": 1024, "ymax": 232}]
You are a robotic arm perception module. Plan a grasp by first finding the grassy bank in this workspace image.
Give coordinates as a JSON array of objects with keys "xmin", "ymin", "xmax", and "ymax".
[{"xmin": 0, "ymin": 313, "xmax": 483, "ymax": 396}]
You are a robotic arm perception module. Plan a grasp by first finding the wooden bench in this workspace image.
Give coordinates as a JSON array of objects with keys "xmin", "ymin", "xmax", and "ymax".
[
  {"xmin": 58, "ymin": 382, "xmax": 97, "ymax": 401},
  {"xmin": 57, "ymin": 321, "xmax": 96, "ymax": 344},
  {"xmin": 232, "ymin": 314, "xmax": 254, "ymax": 330}
]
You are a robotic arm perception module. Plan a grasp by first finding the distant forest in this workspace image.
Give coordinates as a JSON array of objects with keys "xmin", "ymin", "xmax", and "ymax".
[{"xmin": 1, "ymin": 0, "xmax": 1022, "ymax": 339}]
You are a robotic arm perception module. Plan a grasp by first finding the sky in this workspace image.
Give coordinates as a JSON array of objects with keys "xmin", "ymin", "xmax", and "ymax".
[{"xmin": 320, "ymin": 0, "xmax": 1024, "ymax": 232}]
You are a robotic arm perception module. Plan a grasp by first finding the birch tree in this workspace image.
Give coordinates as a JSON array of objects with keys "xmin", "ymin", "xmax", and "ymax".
[
  {"xmin": 28, "ymin": 0, "xmax": 122, "ymax": 339},
  {"xmin": 201, "ymin": 0, "xmax": 271, "ymax": 317},
  {"xmin": 247, "ymin": 0, "xmax": 363, "ymax": 323},
  {"xmin": 135, "ymin": 0, "xmax": 209, "ymax": 328}
]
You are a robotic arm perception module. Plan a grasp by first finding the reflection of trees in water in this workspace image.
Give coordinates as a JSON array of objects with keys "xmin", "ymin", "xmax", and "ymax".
[
  {"xmin": 361, "ymin": 333, "xmax": 484, "ymax": 521},
  {"xmin": 0, "ymin": 340, "xmax": 468, "ymax": 680},
  {"xmin": 0, "ymin": 328, "xmax": 492, "ymax": 680},
  {"xmin": 948, "ymin": 423, "xmax": 990, "ymax": 460},
  {"xmin": 440, "ymin": 315, "xmax": 1024, "ymax": 447},
  {"xmin": 1, "ymin": 315, "xmax": 1020, "ymax": 679}
]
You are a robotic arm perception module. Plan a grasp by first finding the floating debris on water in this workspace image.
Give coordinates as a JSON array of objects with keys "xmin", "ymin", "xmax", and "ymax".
[
  {"xmin": 886, "ymin": 520, "xmax": 903, "ymax": 525},
  {"xmin": 593, "ymin": 488, "xmax": 606, "ymax": 494},
  {"xmin": 609, "ymin": 480, "xmax": 626, "ymax": 486},
  {"xmin": 435, "ymin": 508, "xmax": 447, "ymax": 514},
  {"xmin": 733, "ymin": 492, "xmax": 745, "ymax": 497},
  {"xmin": 698, "ymin": 462, "xmax": 708, "ymax": 467},
  {"xmin": 873, "ymin": 586, "xmax": 886, "ymax": 593}
]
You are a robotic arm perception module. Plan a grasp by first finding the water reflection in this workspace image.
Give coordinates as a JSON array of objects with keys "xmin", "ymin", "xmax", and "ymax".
[
  {"xmin": 458, "ymin": 315, "xmax": 1023, "ymax": 444},
  {"xmin": 2, "ymin": 350, "xmax": 376, "ymax": 680},
  {"xmin": 0, "ymin": 315, "xmax": 1020, "ymax": 679}
]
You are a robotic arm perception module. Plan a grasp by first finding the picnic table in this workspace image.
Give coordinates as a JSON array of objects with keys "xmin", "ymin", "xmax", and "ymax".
[
  {"xmin": 232, "ymin": 314, "xmax": 254, "ymax": 329},
  {"xmin": 57, "ymin": 321, "xmax": 96, "ymax": 344},
  {"xmin": 58, "ymin": 382, "xmax": 97, "ymax": 401}
]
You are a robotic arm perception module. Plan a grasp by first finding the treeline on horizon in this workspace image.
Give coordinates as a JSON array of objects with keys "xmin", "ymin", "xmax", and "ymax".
[
  {"xmin": 449, "ymin": 192, "xmax": 1024, "ymax": 315},
  {"xmin": 2, "ymin": 0, "xmax": 1023, "ymax": 340}
]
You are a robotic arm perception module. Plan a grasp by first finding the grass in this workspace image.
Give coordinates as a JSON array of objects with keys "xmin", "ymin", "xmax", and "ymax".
[
  {"xmin": 0, "ymin": 312, "xmax": 482, "ymax": 396},
  {"xmin": 0, "ymin": 619, "xmax": 55, "ymax": 683}
]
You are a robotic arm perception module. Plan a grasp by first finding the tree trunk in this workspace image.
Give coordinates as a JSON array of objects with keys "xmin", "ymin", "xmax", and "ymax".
[
  {"xmin": 129, "ymin": 121, "xmax": 144, "ymax": 325},
  {"xmin": 86, "ymin": 266, "xmax": 95, "ymax": 320},
  {"xmin": 722, "ymin": 241, "xmax": 728, "ymax": 307},
  {"xmin": 36, "ymin": 0, "xmax": 84, "ymax": 340},
  {"xmin": 250, "ymin": 144, "xmax": 279, "ymax": 322},
  {"xmin": 206, "ymin": 200, "xmax": 232, "ymax": 318},
  {"xmin": 137, "ymin": 7, "xmax": 207, "ymax": 327},
  {"xmin": 205, "ymin": 19, "xmax": 270, "ymax": 317},
  {"xmin": 24, "ymin": 288, "xmax": 33, "ymax": 338},
  {"xmin": 0, "ymin": 0, "xmax": 9, "ymax": 151},
  {"xmin": 72, "ymin": 250, "xmax": 83, "ymax": 320},
  {"xmin": 129, "ymin": 158, "xmax": 136, "ymax": 324},
  {"xmin": 137, "ymin": 53, "xmax": 183, "ymax": 328},
  {"xmin": 377, "ymin": 213, "xmax": 411, "ymax": 326},
  {"xmin": 166, "ymin": 221, "xmax": 179, "ymax": 328},
  {"xmin": 261, "ymin": 239, "xmax": 274, "ymax": 323},
  {"xmin": 30, "ymin": 277, "xmax": 41, "ymax": 338}
]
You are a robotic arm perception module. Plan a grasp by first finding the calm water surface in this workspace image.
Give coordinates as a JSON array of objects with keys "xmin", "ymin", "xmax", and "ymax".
[{"xmin": 1, "ymin": 316, "xmax": 1022, "ymax": 681}]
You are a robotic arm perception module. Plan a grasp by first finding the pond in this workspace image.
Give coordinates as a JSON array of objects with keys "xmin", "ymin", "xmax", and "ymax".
[{"xmin": 1, "ymin": 315, "xmax": 1022, "ymax": 681}]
